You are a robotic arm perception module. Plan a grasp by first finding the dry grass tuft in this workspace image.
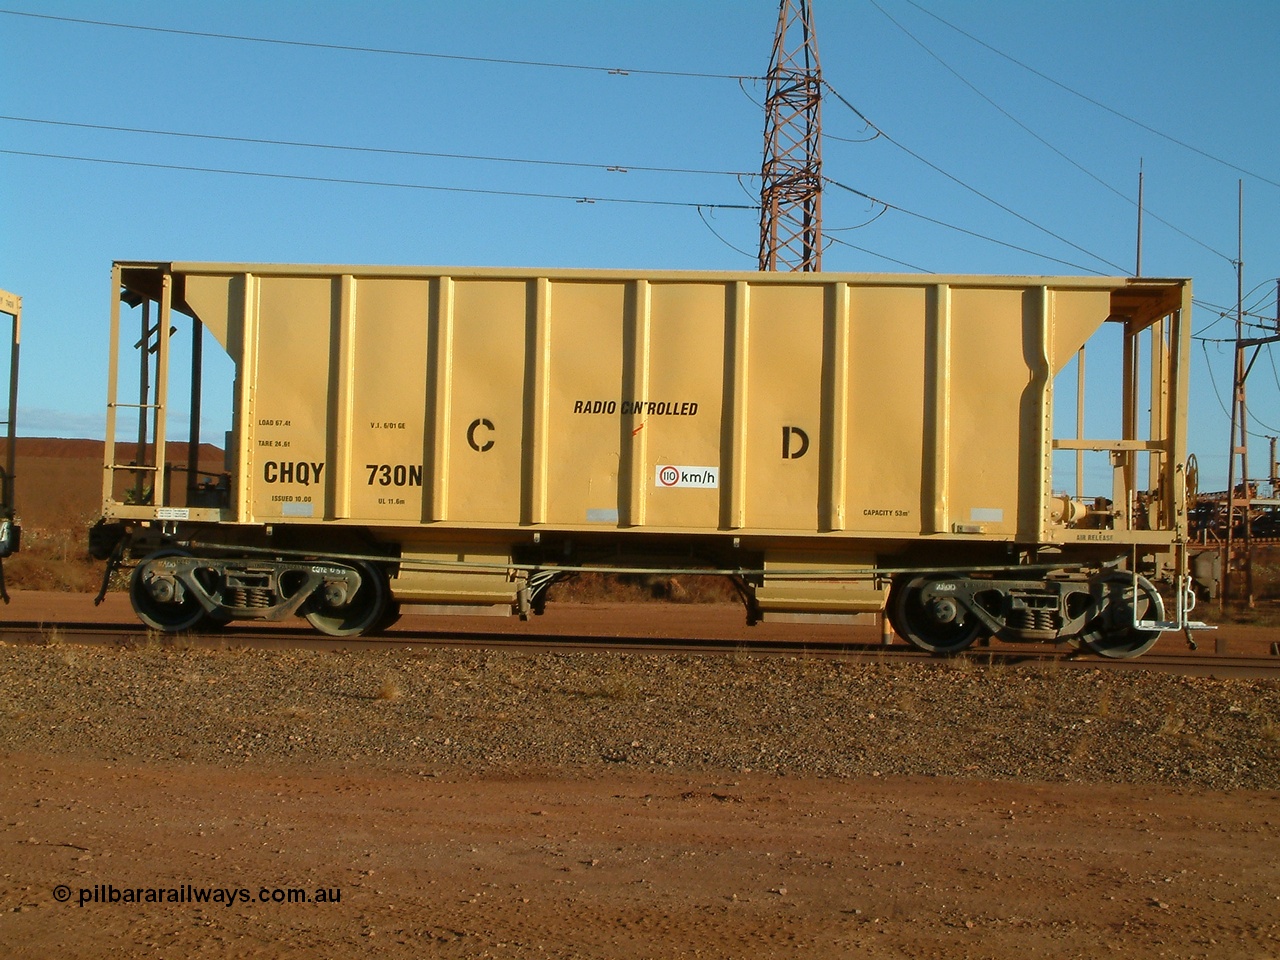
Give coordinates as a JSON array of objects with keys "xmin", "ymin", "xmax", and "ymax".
[
  {"xmin": 1159, "ymin": 715, "xmax": 1185, "ymax": 737},
  {"xmin": 375, "ymin": 675, "xmax": 403, "ymax": 702},
  {"xmin": 1094, "ymin": 690, "xmax": 1113, "ymax": 719},
  {"xmin": 1069, "ymin": 737, "xmax": 1092, "ymax": 764},
  {"xmin": 4, "ymin": 519, "xmax": 105, "ymax": 592},
  {"xmin": 565, "ymin": 664, "xmax": 642, "ymax": 702}
]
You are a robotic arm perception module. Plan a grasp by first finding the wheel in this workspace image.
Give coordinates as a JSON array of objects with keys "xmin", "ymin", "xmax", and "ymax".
[
  {"xmin": 130, "ymin": 549, "xmax": 208, "ymax": 632},
  {"xmin": 377, "ymin": 601, "xmax": 402, "ymax": 631},
  {"xmin": 1077, "ymin": 573, "xmax": 1163, "ymax": 659},
  {"xmin": 888, "ymin": 575, "xmax": 983, "ymax": 655},
  {"xmin": 304, "ymin": 561, "xmax": 389, "ymax": 637}
]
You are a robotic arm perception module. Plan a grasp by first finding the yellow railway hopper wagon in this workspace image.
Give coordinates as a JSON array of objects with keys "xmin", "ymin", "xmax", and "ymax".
[{"xmin": 89, "ymin": 262, "xmax": 1204, "ymax": 657}]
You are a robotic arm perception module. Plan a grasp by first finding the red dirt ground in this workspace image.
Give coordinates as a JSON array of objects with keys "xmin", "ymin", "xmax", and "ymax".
[
  {"xmin": 1, "ymin": 593, "xmax": 1279, "ymax": 959},
  {"xmin": 4, "ymin": 750, "xmax": 1277, "ymax": 960},
  {"xmin": 2, "ymin": 442, "xmax": 1277, "ymax": 957}
]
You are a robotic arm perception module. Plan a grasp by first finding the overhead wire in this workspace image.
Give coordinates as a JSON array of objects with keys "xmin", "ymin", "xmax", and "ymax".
[
  {"xmin": 1243, "ymin": 282, "xmax": 1280, "ymax": 319},
  {"xmin": 1250, "ymin": 408, "xmax": 1280, "ymax": 435},
  {"xmin": 1192, "ymin": 308, "xmax": 1233, "ymax": 339},
  {"xmin": 864, "ymin": 0, "xmax": 1235, "ymax": 266},
  {"xmin": 0, "ymin": 8, "xmax": 762, "ymax": 82},
  {"xmin": 824, "ymin": 204, "xmax": 890, "ymax": 232},
  {"xmin": 1195, "ymin": 284, "xmax": 1280, "ymax": 331},
  {"xmin": 9, "ymin": 3, "xmax": 1267, "ymax": 299},
  {"xmin": 0, "ymin": 148, "xmax": 759, "ymax": 211},
  {"xmin": 734, "ymin": 175, "xmax": 760, "ymax": 204},
  {"xmin": 0, "ymin": 114, "xmax": 755, "ymax": 180},
  {"xmin": 696, "ymin": 206, "xmax": 757, "ymax": 260},
  {"xmin": 822, "ymin": 81, "xmax": 1129, "ymax": 274},
  {"xmin": 1192, "ymin": 321, "xmax": 1280, "ymax": 343},
  {"xmin": 736, "ymin": 78, "xmax": 765, "ymax": 109},
  {"xmin": 1199, "ymin": 340, "xmax": 1238, "ymax": 429},
  {"xmin": 824, "ymin": 234, "xmax": 930, "ymax": 273},
  {"xmin": 2, "ymin": 10, "xmax": 766, "ymax": 244},
  {"xmin": 824, "ymin": 130, "xmax": 882, "ymax": 144},
  {"xmin": 825, "ymin": 177, "xmax": 1110, "ymax": 274},
  {"xmin": 1198, "ymin": 333, "xmax": 1280, "ymax": 438},
  {"xmin": 1239, "ymin": 276, "xmax": 1280, "ymax": 303},
  {"xmin": 900, "ymin": 0, "xmax": 1280, "ymax": 191}
]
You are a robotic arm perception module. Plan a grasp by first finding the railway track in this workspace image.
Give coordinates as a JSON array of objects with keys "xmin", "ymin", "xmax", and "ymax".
[{"xmin": 4, "ymin": 618, "xmax": 1276, "ymax": 679}]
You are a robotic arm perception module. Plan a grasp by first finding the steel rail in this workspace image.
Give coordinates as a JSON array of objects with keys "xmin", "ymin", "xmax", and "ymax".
[{"xmin": 3, "ymin": 620, "xmax": 1274, "ymax": 678}]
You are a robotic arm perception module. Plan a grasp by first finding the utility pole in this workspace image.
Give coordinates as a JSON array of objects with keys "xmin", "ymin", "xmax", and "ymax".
[
  {"xmin": 1223, "ymin": 181, "xmax": 1251, "ymax": 607},
  {"xmin": 758, "ymin": 0, "xmax": 823, "ymax": 272},
  {"xmin": 1221, "ymin": 191, "xmax": 1280, "ymax": 607}
]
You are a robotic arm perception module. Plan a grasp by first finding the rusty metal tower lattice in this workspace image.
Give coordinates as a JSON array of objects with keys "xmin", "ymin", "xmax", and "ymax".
[{"xmin": 758, "ymin": 0, "xmax": 823, "ymax": 272}]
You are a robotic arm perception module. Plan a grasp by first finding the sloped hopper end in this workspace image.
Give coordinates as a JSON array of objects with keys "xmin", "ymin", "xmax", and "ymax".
[
  {"xmin": 170, "ymin": 271, "xmax": 239, "ymax": 352},
  {"xmin": 120, "ymin": 263, "xmax": 239, "ymax": 354}
]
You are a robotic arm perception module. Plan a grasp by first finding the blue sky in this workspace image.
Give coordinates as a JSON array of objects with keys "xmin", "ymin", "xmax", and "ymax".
[{"xmin": 2, "ymin": 0, "xmax": 1278, "ymax": 492}]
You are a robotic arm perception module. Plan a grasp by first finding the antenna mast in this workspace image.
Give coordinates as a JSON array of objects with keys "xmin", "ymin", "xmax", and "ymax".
[
  {"xmin": 1135, "ymin": 160, "xmax": 1144, "ymax": 276},
  {"xmin": 758, "ymin": 0, "xmax": 823, "ymax": 272}
]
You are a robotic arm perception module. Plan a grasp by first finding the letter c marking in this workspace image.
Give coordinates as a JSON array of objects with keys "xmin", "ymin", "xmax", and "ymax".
[{"xmin": 467, "ymin": 418, "xmax": 495, "ymax": 452}]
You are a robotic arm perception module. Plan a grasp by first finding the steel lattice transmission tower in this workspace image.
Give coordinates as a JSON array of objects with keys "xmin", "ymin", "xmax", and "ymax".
[{"xmin": 758, "ymin": 0, "xmax": 823, "ymax": 272}]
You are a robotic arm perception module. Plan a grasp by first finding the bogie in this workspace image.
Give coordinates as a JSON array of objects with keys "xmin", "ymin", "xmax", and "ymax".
[
  {"xmin": 888, "ymin": 571, "xmax": 1166, "ymax": 658},
  {"xmin": 126, "ymin": 549, "xmax": 392, "ymax": 639}
]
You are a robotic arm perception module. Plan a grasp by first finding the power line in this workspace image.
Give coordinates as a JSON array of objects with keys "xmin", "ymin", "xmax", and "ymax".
[
  {"xmin": 901, "ymin": 0, "xmax": 1280, "ymax": 191},
  {"xmin": 824, "ymin": 233, "xmax": 930, "ymax": 273},
  {"xmin": 1243, "ymin": 282, "xmax": 1280, "ymax": 318},
  {"xmin": 1192, "ymin": 315, "xmax": 1280, "ymax": 341},
  {"xmin": 824, "ymin": 177, "xmax": 1110, "ymax": 274},
  {"xmin": 1250, "ymin": 407, "xmax": 1280, "ymax": 435},
  {"xmin": 0, "ymin": 114, "xmax": 755, "ymax": 180},
  {"xmin": 0, "ymin": 148, "xmax": 758, "ymax": 211},
  {"xmin": 1200, "ymin": 340, "xmax": 1237, "ymax": 428},
  {"xmin": 1199, "ymin": 339, "xmax": 1280, "ymax": 438},
  {"xmin": 865, "ymin": 0, "xmax": 1234, "ymax": 266},
  {"xmin": 0, "ymin": 8, "xmax": 760, "ymax": 82},
  {"xmin": 696, "ymin": 206, "xmax": 757, "ymax": 260},
  {"xmin": 822, "ymin": 81, "xmax": 1128, "ymax": 274},
  {"xmin": 824, "ymin": 205, "xmax": 890, "ymax": 232},
  {"xmin": 1193, "ymin": 307, "xmax": 1232, "ymax": 339},
  {"xmin": 1195, "ymin": 287, "xmax": 1280, "ymax": 330}
]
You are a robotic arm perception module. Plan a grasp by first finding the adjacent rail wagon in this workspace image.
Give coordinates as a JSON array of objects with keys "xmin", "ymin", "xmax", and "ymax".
[
  {"xmin": 0, "ymin": 288, "xmax": 20, "ymax": 597},
  {"xmin": 90, "ymin": 263, "xmax": 1202, "ymax": 657}
]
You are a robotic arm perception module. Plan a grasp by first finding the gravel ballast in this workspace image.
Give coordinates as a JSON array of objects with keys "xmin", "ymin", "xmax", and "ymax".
[{"xmin": 2, "ymin": 639, "xmax": 1277, "ymax": 790}]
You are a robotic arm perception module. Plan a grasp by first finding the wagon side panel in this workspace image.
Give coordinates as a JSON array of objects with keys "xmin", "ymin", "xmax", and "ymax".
[
  {"xmin": 348, "ymin": 277, "xmax": 430, "ymax": 524},
  {"xmin": 844, "ymin": 284, "xmax": 928, "ymax": 536},
  {"xmin": 639, "ymin": 281, "xmax": 729, "ymax": 529},
  {"xmin": 434, "ymin": 278, "xmax": 528, "ymax": 525},
  {"xmin": 250, "ymin": 276, "xmax": 335, "ymax": 523}
]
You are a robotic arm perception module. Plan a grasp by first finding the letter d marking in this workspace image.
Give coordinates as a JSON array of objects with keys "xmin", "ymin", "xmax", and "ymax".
[{"xmin": 782, "ymin": 426, "xmax": 809, "ymax": 460}]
